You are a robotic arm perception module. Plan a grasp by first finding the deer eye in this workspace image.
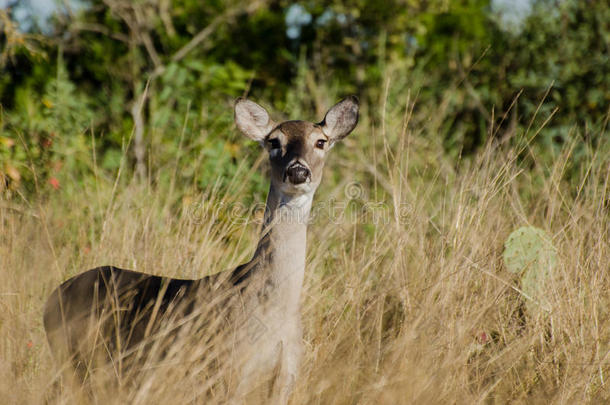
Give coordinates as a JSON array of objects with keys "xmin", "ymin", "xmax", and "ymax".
[
  {"xmin": 268, "ymin": 138, "xmax": 281, "ymax": 150},
  {"xmin": 315, "ymin": 139, "xmax": 327, "ymax": 149}
]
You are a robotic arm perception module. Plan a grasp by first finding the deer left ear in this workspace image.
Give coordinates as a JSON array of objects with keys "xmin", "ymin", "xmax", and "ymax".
[{"xmin": 320, "ymin": 95, "xmax": 359, "ymax": 143}]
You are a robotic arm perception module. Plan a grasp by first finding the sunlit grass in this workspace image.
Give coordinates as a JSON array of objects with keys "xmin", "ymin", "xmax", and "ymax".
[{"xmin": 1, "ymin": 90, "xmax": 608, "ymax": 404}]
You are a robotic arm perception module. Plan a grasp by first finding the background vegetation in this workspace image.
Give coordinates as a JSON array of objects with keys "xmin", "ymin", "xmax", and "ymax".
[{"xmin": 0, "ymin": 0, "xmax": 608, "ymax": 403}]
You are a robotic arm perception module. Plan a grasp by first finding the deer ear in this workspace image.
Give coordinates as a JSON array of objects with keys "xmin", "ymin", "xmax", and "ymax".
[
  {"xmin": 235, "ymin": 98, "xmax": 276, "ymax": 142},
  {"xmin": 320, "ymin": 96, "xmax": 359, "ymax": 143}
]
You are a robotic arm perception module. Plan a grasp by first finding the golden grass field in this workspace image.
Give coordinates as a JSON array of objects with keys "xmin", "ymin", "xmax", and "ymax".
[{"xmin": 1, "ymin": 94, "xmax": 608, "ymax": 404}]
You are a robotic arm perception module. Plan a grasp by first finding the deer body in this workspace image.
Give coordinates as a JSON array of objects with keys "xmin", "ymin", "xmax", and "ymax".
[{"xmin": 43, "ymin": 96, "xmax": 359, "ymax": 403}]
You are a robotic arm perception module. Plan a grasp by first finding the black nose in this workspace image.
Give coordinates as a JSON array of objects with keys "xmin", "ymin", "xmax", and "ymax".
[{"xmin": 285, "ymin": 163, "xmax": 310, "ymax": 184}]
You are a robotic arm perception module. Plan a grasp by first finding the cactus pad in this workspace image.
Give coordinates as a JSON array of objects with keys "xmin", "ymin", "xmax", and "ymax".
[{"xmin": 503, "ymin": 226, "xmax": 557, "ymax": 312}]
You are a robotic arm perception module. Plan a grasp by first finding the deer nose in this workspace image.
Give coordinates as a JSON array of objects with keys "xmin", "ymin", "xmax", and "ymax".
[{"xmin": 285, "ymin": 162, "xmax": 310, "ymax": 184}]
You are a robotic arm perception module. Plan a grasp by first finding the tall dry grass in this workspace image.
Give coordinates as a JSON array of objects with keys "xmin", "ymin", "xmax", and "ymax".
[{"xmin": 0, "ymin": 93, "xmax": 608, "ymax": 404}]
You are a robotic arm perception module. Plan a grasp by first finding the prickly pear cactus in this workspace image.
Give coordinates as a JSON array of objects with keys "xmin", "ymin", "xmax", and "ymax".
[{"xmin": 503, "ymin": 226, "xmax": 557, "ymax": 313}]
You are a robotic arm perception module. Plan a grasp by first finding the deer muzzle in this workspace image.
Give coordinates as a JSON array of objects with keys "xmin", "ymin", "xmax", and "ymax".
[{"xmin": 285, "ymin": 162, "xmax": 311, "ymax": 185}]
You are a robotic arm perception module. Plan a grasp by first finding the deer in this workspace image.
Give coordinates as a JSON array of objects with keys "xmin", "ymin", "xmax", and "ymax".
[{"xmin": 43, "ymin": 95, "xmax": 359, "ymax": 404}]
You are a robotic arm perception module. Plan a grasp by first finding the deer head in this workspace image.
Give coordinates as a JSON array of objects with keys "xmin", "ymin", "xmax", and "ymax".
[{"xmin": 234, "ymin": 96, "xmax": 359, "ymax": 197}]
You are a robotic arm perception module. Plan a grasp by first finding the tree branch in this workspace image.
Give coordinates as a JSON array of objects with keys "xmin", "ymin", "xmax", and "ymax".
[
  {"xmin": 69, "ymin": 21, "xmax": 130, "ymax": 43},
  {"xmin": 151, "ymin": 0, "xmax": 266, "ymax": 78}
]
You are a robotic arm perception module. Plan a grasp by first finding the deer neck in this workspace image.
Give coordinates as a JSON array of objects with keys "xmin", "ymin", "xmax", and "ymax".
[{"xmin": 249, "ymin": 183, "xmax": 313, "ymax": 312}]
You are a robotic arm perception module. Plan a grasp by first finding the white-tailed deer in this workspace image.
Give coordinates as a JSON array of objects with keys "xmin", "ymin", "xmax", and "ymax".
[{"xmin": 43, "ymin": 96, "xmax": 359, "ymax": 403}]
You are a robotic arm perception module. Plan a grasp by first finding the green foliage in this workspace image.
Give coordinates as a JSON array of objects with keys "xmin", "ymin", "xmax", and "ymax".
[
  {"xmin": 0, "ymin": 0, "xmax": 608, "ymax": 200},
  {"xmin": 503, "ymin": 226, "xmax": 558, "ymax": 314},
  {"xmin": 1, "ymin": 57, "xmax": 94, "ymax": 194}
]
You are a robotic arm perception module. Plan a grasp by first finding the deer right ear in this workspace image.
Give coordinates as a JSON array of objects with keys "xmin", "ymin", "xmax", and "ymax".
[{"xmin": 235, "ymin": 98, "xmax": 276, "ymax": 143}]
